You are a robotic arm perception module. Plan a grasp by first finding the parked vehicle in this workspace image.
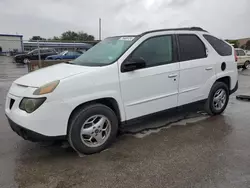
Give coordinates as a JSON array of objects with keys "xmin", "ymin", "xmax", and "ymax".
[
  {"xmin": 235, "ymin": 48, "xmax": 250, "ymax": 69},
  {"xmin": 45, "ymin": 51, "xmax": 83, "ymax": 60},
  {"xmin": 5, "ymin": 27, "xmax": 238, "ymax": 154},
  {"xmin": 14, "ymin": 48, "xmax": 57, "ymax": 64}
]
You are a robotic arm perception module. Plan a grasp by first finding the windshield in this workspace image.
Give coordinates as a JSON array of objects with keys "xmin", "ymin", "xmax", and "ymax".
[
  {"xmin": 28, "ymin": 49, "xmax": 37, "ymax": 55},
  {"xmin": 59, "ymin": 51, "xmax": 68, "ymax": 55},
  {"xmin": 71, "ymin": 36, "xmax": 138, "ymax": 66}
]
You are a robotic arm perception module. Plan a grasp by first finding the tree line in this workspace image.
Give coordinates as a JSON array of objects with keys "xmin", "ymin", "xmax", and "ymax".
[
  {"xmin": 225, "ymin": 39, "xmax": 250, "ymax": 50},
  {"xmin": 29, "ymin": 31, "xmax": 95, "ymax": 42}
]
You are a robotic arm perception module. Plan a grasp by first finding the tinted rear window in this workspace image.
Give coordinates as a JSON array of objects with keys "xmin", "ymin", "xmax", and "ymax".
[
  {"xmin": 178, "ymin": 34, "xmax": 206, "ymax": 62},
  {"xmin": 203, "ymin": 35, "xmax": 232, "ymax": 56}
]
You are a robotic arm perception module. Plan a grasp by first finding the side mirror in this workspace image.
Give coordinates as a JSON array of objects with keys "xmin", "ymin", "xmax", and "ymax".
[{"xmin": 121, "ymin": 58, "xmax": 146, "ymax": 72}]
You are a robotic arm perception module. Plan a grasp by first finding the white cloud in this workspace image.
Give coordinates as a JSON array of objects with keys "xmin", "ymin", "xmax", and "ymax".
[{"xmin": 0, "ymin": 0, "xmax": 249, "ymax": 40}]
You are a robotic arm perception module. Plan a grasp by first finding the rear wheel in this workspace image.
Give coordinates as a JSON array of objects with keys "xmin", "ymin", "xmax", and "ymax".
[
  {"xmin": 243, "ymin": 61, "xmax": 250, "ymax": 70},
  {"xmin": 68, "ymin": 104, "xmax": 118, "ymax": 155},
  {"xmin": 205, "ymin": 82, "xmax": 229, "ymax": 115}
]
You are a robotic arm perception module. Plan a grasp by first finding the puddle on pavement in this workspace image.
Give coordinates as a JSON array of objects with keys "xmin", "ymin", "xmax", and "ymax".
[{"xmin": 132, "ymin": 115, "xmax": 209, "ymax": 138}]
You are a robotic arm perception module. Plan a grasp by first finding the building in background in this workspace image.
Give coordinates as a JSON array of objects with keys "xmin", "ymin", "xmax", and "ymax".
[
  {"xmin": 237, "ymin": 38, "xmax": 250, "ymax": 47},
  {"xmin": 0, "ymin": 34, "xmax": 23, "ymax": 54}
]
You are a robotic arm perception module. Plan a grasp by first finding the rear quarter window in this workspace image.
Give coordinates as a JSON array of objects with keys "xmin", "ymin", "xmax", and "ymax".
[{"xmin": 203, "ymin": 35, "xmax": 232, "ymax": 56}]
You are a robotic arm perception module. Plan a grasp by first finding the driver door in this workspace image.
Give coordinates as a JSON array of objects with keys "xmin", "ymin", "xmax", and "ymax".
[{"xmin": 119, "ymin": 35, "xmax": 179, "ymax": 120}]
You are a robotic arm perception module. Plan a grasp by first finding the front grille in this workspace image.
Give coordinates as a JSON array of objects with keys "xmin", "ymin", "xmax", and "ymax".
[{"xmin": 9, "ymin": 98, "xmax": 15, "ymax": 109}]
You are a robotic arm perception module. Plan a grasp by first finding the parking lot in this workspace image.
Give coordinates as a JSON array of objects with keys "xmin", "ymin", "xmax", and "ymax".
[{"xmin": 1, "ymin": 56, "xmax": 250, "ymax": 188}]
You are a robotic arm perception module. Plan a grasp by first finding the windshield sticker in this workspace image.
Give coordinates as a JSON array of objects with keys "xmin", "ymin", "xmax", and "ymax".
[{"xmin": 119, "ymin": 37, "xmax": 135, "ymax": 41}]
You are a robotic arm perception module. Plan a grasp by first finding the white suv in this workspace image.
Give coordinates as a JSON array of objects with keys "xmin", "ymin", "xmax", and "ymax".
[
  {"xmin": 5, "ymin": 27, "xmax": 238, "ymax": 154},
  {"xmin": 235, "ymin": 48, "xmax": 250, "ymax": 69}
]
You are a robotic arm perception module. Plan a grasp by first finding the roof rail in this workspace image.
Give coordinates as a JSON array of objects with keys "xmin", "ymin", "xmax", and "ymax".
[{"xmin": 140, "ymin": 27, "xmax": 208, "ymax": 36}]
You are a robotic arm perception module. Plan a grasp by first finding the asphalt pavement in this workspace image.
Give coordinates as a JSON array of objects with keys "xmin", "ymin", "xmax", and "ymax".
[{"xmin": 1, "ymin": 56, "xmax": 250, "ymax": 188}]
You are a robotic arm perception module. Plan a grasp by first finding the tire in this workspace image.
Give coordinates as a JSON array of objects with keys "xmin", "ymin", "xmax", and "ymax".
[
  {"xmin": 204, "ymin": 82, "xmax": 229, "ymax": 116},
  {"xmin": 243, "ymin": 61, "xmax": 250, "ymax": 70},
  {"xmin": 68, "ymin": 104, "xmax": 118, "ymax": 155},
  {"xmin": 23, "ymin": 58, "xmax": 30, "ymax": 64}
]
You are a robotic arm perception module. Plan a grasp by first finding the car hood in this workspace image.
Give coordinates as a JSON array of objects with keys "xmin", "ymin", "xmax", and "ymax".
[
  {"xmin": 14, "ymin": 63, "xmax": 97, "ymax": 87},
  {"xmin": 14, "ymin": 53, "xmax": 27, "ymax": 58}
]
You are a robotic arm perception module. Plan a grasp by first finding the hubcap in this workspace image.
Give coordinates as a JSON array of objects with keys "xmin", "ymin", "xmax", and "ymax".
[
  {"xmin": 80, "ymin": 115, "xmax": 111, "ymax": 147},
  {"xmin": 246, "ymin": 63, "xmax": 250, "ymax": 69},
  {"xmin": 213, "ymin": 88, "xmax": 227, "ymax": 111},
  {"xmin": 24, "ymin": 58, "xmax": 30, "ymax": 64}
]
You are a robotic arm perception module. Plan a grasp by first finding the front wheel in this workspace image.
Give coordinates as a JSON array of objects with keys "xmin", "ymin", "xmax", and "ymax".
[
  {"xmin": 23, "ymin": 58, "xmax": 30, "ymax": 64},
  {"xmin": 68, "ymin": 104, "xmax": 118, "ymax": 155},
  {"xmin": 205, "ymin": 82, "xmax": 229, "ymax": 116}
]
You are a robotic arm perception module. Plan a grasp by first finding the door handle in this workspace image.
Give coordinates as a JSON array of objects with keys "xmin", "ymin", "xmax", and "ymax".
[
  {"xmin": 168, "ymin": 74, "xmax": 178, "ymax": 78},
  {"xmin": 205, "ymin": 67, "xmax": 213, "ymax": 71}
]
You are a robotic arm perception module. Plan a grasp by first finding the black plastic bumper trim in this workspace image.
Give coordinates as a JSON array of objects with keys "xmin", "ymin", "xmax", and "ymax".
[{"xmin": 6, "ymin": 116, "xmax": 65, "ymax": 142}]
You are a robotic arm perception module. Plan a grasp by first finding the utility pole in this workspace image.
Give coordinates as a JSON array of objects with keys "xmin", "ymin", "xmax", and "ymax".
[
  {"xmin": 99, "ymin": 18, "xmax": 102, "ymax": 40},
  {"xmin": 37, "ymin": 40, "xmax": 41, "ymax": 68}
]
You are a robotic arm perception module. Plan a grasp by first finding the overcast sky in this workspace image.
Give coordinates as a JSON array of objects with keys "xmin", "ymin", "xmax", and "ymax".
[{"xmin": 0, "ymin": 0, "xmax": 249, "ymax": 40}]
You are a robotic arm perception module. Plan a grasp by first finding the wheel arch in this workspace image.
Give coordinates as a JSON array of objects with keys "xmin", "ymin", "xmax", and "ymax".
[
  {"xmin": 216, "ymin": 76, "xmax": 231, "ymax": 90},
  {"xmin": 67, "ymin": 97, "xmax": 121, "ymax": 134}
]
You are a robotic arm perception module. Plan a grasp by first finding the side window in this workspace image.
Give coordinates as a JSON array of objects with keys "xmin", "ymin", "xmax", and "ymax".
[
  {"xmin": 67, "ymin": 52, "xmax": 74, "ymax": 56},
  {"xmin": 203, "ymin": 35, "xmax": 232, "ymax": 56},
  {"xmin": 131, "ymin": 35, "xmax": 173, "ymax": 67},
  {"xmin": 40, "ymin": 49, "xmax": 47, "ymax": 54},
  {"xmin": 32, "ymin": 50, "xmax": 38, "ymax": 55},
  {"xmin": 178, "ymin": 34, "xmax": 206, "ymax": 62},
  {"xmin": 238, "ymin": 50, "xmax": 246, "ymax": 56}
]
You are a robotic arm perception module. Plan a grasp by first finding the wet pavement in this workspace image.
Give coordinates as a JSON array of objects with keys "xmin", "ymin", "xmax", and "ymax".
[{"xmin": 1, "ymin": 56, "xmax": 250, "ymax": 188}]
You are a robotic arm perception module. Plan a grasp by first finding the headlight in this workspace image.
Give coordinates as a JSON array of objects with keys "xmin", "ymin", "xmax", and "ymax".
[
  {"xmin": 19, "ymin": 97, "xmax": 46, "ymax": 113},
  {"xmin": 33, "ymin": 80, "xmax": 60, "ymax": 95}
]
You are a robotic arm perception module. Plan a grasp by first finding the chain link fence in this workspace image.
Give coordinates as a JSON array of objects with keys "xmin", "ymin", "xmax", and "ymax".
[
  {"xmin": 0, "ymin": 38, "xmax": 99, "ymax": 55},
  {"xmin": 0, "ymin": 38, "xmax": 99, "ymax": 71}
]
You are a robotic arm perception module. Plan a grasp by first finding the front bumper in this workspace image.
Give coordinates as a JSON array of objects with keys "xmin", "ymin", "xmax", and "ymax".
[
  {"xmin": 14, "ymin": 58, "xmax": 23, "ymax": 63},
  {"xmin": 6, "ymin": 116, "xmax": 65, "ymax": 142},
  {"xmin": 5, "ymin": 92, "xmax": 71, "ymax": 137}
]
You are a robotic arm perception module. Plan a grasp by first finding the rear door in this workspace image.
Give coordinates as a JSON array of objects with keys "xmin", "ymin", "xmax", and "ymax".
[
  {"xmin": 40, "ymin": 49, "xmax": 48, "ymax": 60},
  {"xmin": 177, "ymin": 33, "xmax": 215, "ymax": 106},
  {"xmin": 29, "ymin": 49, "xmax": 39, "ymax": 60}
]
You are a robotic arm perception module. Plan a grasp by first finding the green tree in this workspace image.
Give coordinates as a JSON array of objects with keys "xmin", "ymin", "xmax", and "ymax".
[
  {"xmin": 246, "ymin": 40, "xmax": 250, "ymax": 50},
  {"xmin": 29, "ymin": 36, "xmax": 46, "ymax": 41},
  {"xmin": 29, "ymin": 31, "xmax": 95, "ymax": 42},
  {"xmin": 77, "ymin": 31, "xmax": 95, "ymax": 41},
  {"xmin": 61, "ymin": 31, "xmax": 78, "ymax": 41},
  {"xmin": 47, "ymin": 36, "xmax": 60, "ymax": 41},
  {"xmin": 226, "ymin": 40, "xmax": 239, "ymax": 48},
  {"xmin": 60, "ymin": 31, "xmax": 95, "ymax": 41}
]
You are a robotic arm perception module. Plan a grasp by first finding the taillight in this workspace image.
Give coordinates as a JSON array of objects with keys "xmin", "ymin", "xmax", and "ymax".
[{"xmin": 234, "ymin": 50, "xmax": 238, "ymax": 62}]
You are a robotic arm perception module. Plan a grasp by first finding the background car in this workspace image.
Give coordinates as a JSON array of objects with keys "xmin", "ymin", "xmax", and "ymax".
[
  {"xmin": 45, "ymin": 51, "xmax": 83, "ymax": 60},
  {"xmin": 235, "ymin": 48, "xmax": 250, "ymax": 69},
  {"xmin": 14, "ymin": 48, "xmax": 57, "ymax": 64}
]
